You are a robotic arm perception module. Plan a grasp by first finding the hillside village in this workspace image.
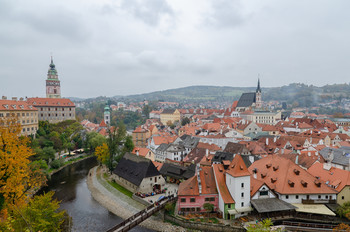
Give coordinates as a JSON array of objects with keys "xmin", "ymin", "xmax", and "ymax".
[{"xmin": 80, "ymin": 81, "xmax": 350, "ymax": 225}]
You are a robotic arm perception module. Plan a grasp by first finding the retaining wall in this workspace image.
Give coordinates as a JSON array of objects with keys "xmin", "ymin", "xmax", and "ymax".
[{"xmin": 164, "ymin": 214, "xmax": 245, "ymax": 232}]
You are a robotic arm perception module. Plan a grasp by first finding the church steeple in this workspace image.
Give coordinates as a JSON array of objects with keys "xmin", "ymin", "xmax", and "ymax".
[
  {"xmin": 46, "ymin": 56, "xmax": 61, "ymax": 98},
  {"xmin": 256, "ymin": 78, "xmax": 261, "ymax": 93}
]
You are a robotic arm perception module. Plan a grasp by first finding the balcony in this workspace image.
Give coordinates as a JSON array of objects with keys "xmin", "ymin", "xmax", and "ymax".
[{"xmin": 302, "ymin": 199, "xmax": 336, "ymax": 204}]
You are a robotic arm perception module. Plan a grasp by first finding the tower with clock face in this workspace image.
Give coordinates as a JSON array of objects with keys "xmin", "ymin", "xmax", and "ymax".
[{"xmin": 46, "ymin": 57, "xmax": 61, "ymax": 98}]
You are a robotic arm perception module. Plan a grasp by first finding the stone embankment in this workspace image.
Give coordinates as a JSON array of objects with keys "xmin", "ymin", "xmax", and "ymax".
[{"xmin": 87, "ymin": 166, "xmax": 187, "ymax": 232}]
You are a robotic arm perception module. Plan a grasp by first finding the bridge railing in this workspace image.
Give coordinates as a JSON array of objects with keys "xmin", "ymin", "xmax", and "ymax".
[{"xmin": 106, "ymin": 195, "xmax": 177, "ymax": 232}]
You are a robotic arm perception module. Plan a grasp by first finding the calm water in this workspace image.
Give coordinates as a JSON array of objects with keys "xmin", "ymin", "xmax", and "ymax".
[{"xmin": 40, "ymin": 157, "xmax": 154, "ymax": 232}]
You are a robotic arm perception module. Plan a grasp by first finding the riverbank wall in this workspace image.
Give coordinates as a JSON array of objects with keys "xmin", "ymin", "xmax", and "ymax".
[{"xmin": 87, "ymin": 166, "xmax": 187, "ymax": 232}]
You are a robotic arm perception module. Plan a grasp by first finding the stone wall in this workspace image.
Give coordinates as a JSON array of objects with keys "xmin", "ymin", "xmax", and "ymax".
[{"xmin": 164, "ymin": 214, "xmax": 245, "ymax": 232}]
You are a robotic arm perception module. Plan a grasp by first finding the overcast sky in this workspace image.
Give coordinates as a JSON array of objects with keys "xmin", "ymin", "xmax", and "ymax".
[{"xmin": 1, "ymin": 0, "xmax": 349, "ymax": 98}]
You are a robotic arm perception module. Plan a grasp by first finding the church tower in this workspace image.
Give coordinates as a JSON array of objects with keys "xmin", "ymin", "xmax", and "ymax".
[
  {"xmin": 104, "ymin": 104, "xmax": 111, "ymax": 126},
  {"xmin": 255, "ymin": 78, "xmax": 262, "ymax": 109},
  {"xmin": 46, "ymin": 57, "xmax": 61, "ymax": 98}
]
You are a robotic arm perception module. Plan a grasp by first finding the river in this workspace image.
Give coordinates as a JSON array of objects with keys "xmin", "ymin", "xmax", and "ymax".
[{"xmin": 40, "ymin": 157, "xmax": 154, "ymax": 232}]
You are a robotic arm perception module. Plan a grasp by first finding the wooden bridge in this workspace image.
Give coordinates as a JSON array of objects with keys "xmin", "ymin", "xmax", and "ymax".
[
  {"xmin": 106, "ymin": 195, "xmax": 177, "ymax": 232},
  {"xmin": 280, "ymin": 220, "xmax": 339, "ymax": 231}
]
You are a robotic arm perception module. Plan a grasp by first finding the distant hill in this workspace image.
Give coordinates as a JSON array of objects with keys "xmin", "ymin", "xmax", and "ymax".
[{"xmin": 74, "ymin": 83, "xmax": 350, "ymax": 108}]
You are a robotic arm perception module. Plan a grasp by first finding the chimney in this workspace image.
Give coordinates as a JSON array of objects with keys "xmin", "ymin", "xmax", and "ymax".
[
  {"xmin": 281, "ymin": 148, "xmax": 284, "ymax": 154},
  {"xmin": 295, "ymin": 154, "xmax": 299, "ymax": 164},
  {"xmin": 253, "ymin": 168, "xmax": 257, "ymax": 179},
  {"xmin": 2, "ymin": 96, "xmax": 7, "ymax": 100},
  {"xmin": 136, "ymin": 150, "xmax": 139, "ymax": 156},
  {"xmin": 274, "ymin": 136, "xmax": 277, "ymax": 143},
  {"xmin": 308, "ymin": 152, "xmax": 311, "ymax": 157},
  {"xmin": 266, "ymin": 138, "xmax": 269, "ymax": 146},
  {"xmin": 19, "ymin": 97, "xmax": 24, "ymax": 101},
  {"xmin": 12, "ymin": 97, "xmax": 17, "ymax": 101},
  {"xmin": 206, "ymin": 149, "xmax": 209, "ymax": 157}
]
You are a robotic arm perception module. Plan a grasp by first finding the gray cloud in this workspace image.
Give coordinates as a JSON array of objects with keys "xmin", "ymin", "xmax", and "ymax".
[
  {"xmin": 121, "ymin": 0, "xmax": 175, "ymax": 26},
  {"xmin": 0, "ymin": 0, "xmax": 350, "ymax": 98},
  {"xmin": 204, "ymin": 0, "xmax": 245, "ymax": 28}
]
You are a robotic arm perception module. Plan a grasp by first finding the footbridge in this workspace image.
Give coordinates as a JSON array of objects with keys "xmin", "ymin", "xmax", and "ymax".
[{"xmin": 106, "ymin": 195, "xmax": 177, "ymax": 232}]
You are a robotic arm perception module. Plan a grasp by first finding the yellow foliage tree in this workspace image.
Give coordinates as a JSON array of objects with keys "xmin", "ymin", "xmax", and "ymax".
[
  {"xmin": 95, "ymin": 143, "xmax": 109, "ymax": 165},
  {"xmin": 0, "ymin": 117, "xmax": 46, "ymax": 219}
]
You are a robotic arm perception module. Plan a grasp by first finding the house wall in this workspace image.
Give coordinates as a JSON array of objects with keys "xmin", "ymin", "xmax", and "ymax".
[
  {"xmin": 112, "ymin": 174, "xmax": 165, "ymax": 194},
  {"xmin": 139, "ymin": 175, "xmax": 166, "ymax": 193},
  {"xmin": 160, "ymin": 110, "xmax": 181, "ymax": 124},
  {"xmin": 226, "ymin": 174, "xmax": 250, "ymax": 215},
  {"xmin": 37, "ymin": 106, "xmax": 75, "ymax": 123},
  {"xmin": 0, "ymin": 109, "xmax": 39, "ymax": 136},
  {"xmin": 251, "ymin": 185, "xmax": 276, "ymax": 200},
  {"xmin": 178, "ymin": 194, "xmax": 218, "ymax": 213},
  {"xmin": 276, "ymin": 193, "xmax": 337, "ymax": 204},
  {"xmin": 337, "ymin": 186, "xmax": 350, "ymax": 205}
]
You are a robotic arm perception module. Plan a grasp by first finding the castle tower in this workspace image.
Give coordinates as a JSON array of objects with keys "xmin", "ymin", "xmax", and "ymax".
[
  {"xmin": 255, "ymin": 78, "xmax": 262, "ymax": 109},
  {"xmin": 46, "ymin": 57, "xmax": 61, "ymax": 98},
  {"xmin": 104, "ymin": 104, "xmax": 111, "ymax": 126}
]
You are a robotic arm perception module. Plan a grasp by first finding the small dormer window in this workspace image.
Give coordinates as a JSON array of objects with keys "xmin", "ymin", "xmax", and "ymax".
[
  {"xmin": 12, "ymin": 105, "xmax": 17, "ymax": 109},
  {"xmin": 3, "ymin": 104, "xmax": 9, "ymax": 109},
  {"xmin": 19, "ymin": 105, "xmax": 24, "ymax": 109}
]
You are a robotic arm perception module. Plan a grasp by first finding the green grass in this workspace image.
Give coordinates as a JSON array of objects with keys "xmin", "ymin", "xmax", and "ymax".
[{"xmin": 102, "ymin": 174, "xmax": 133, "ymax": 198}]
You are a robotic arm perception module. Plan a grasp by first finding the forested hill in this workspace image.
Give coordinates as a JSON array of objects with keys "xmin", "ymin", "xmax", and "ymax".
[{"xmin": 111, "ymin": 83, "xmax": 350, "ymax": 107}]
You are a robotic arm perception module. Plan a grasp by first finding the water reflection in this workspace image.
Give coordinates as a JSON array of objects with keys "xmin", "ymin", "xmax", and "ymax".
[{"xmin": 40, "ymin": 157, "xmax": 153, "ymax": 232}]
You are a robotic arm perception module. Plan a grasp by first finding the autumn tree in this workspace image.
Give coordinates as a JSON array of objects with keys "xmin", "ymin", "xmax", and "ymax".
[
  {"xmin": 333, "ymin": 223, "xmax": 350, "ymax": 232},
  {"xmin": 94, "ymin": 122, "xmax": 134, "ymax": 172},
  {"xmin": 0, "ymin": 117, "xmax": 46, "ymax": 215},
  {"xmin": 8, "ymin": 192, "xmax": 65, "ymax": 232}
]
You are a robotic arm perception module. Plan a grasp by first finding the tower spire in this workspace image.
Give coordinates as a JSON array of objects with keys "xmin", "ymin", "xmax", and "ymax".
[{"xmin": 256, "ymin": 76, "xmax": 261, "ymax": 93}]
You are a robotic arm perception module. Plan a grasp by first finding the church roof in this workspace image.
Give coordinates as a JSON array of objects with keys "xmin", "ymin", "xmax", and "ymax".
[{"xmin": 236, "ymin": 92, "xmax": 256, "ymax": 108}]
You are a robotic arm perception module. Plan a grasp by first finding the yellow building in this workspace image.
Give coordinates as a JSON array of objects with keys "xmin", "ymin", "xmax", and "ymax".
[
  {"xmin": 160, "ymin": 109, "xmax": 181, "ymax": 125},
  {"xmin": 0, "ymin": 97, "xmax": 39, "ymax": 136}
]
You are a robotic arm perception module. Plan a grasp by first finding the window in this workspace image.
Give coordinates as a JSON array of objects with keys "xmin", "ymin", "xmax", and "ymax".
[
  {"xmin": 228, "ymin": 204, "xmax": 231, "ymax": 209},
  {"xmin": 296, "ymin": 195, "xmax": 299, "ymax": 199},
  {"xmin": 342, "ymin": 196, "xmax": 345, "ymax": 200},
  {"xmin": 190, "ymin": 198, "xmax": 195, "ymax": 203},
  {"xmin": 150, "ymin": 178, "xmax": 152, "ymax": 181},
  {"xmin": 286, "ymin": 195, "xmax": 289, "ymax": 199},
  {"xmin": 326, "ymin": 195, "xmax": 328, "ymax": 199},
  {"xmin": 241, "ymin": 202, "xmax": 244, "ymax": 207},
  {"xmin": 180, "ymin": 198, "xmax": 186, "ymax": 203},
  {"xmin": 318, "ymin": 195, "xmax": 321, "ymax": 199},
  {"xmin": 241, "ymin": 192, "xmax": 244, "ymax": 198},
  {"xmin": 259, "ymin": 191, "xmax": 268, "ymax": 196},
  {"xmin": 241, "ymin": 183, "xmax": 244, "ymax": 188}
]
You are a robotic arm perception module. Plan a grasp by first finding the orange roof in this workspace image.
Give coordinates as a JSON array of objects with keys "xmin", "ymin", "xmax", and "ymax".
[
  {"xmin": 152, "ymin": 161, "xmax": 163, "ymax": 171},
  {"xmin": 199, "ymin": 154, "xmax": 214, "ymax": 166},
  {"xmin": 212, "ymin": 164, "xmax": 235, "ymax": 204},
  {"xmin": 226, "ymin": 155, "xmax": 250, "ymax": 177},
  {"xmin": 250, "ymin": 177, "xmax": 266, "ymax": 197},
  {"xmin": 0, "ymin": 99, "xmax": 37, "ymax": 111},
  {"xmin": 197, "ymin": 142, "xmax": 221, "ymax": 152},
  {"xmin": 27, "ymin": 97, "xmax": 75, "ymax": 107},
  {"xmin": 200, "ymin": 166, "xmax": 218, "ymax": 195},
  {"xmin": 132, "ymin": 147, "xmax": 151, "ymax": 157},
  {"xmin": 178, "ymin": 176, "xmax": 199, "ymax": 196},
  {"xmin": 248, "ymin": 155, "xmax": 337, "ymax": 195},
  {"xmin": 308, "ymin": 162, "xmax": 350, "ymax": 192},
  {"xmin": 99, "ymin": 120, "xmax": 107, "ymax": 127}
]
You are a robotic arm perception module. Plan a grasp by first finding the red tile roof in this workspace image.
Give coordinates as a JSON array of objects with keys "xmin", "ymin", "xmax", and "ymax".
[
  {"xmin": 248, "ymin": 155, "xmax": 337, "ymax": 195},
  {"xmin": 200, "ymin": 166, "xmax": 218, "ymax": 195},
  {"xmin": 27, "ymin": 98, "xmax": 75, "ymax": 107},
  {"xmin": 308, "ymin": 162, "xmax": 350, "ymax": 192},
  {"xmin": 0, "ymin": 99, "xmax": 37, "ymax": 111},
  {"xmin": 178, "ymin": 176, "xmax": 199, "ymax": 196},
  {"xmin": 226, "ymin": 155, "xmax": 250, "ymax": 177},
  {"xmin": 212, "ymin": 164, "xmax": 235, "ymax": 204}
]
